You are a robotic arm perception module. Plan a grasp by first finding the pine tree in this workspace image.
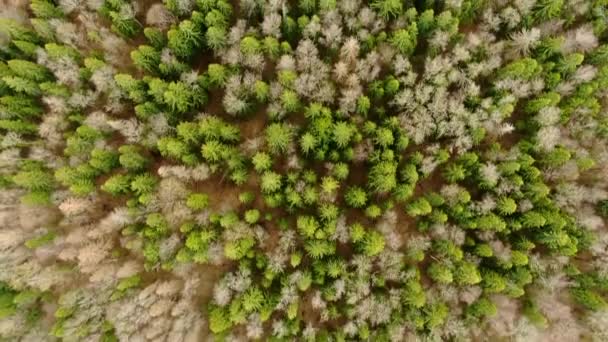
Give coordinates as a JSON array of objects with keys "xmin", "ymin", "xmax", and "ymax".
[
  {"xmin": 361, "ymin": 230, "xmax": 385, "ymax": 256},
  {"xmin": 265, "ymin": 123, "xmax": 293, "ymax": 155},
  {"xmin": 186, "ymin": 193, "xmax": 210, "ymax": 210},
  {"xmin": 131, "ymin": 45, "xmax": 161, "ymax": 74},
  {"xmin": 454, "ymin": 262, "xmax": 482, "ymax": 285},
  {"xmin": 427, "ymin": 262, "xmax": 453, "ymax": 284},
  {"xmin": 261, "ymin": 171, "xmax": 282, "ymax": 194},
  {"xmin": 368, "ymin": 161, "xmax": 397, "ymax": 194},
  {"xmin": 168, "ymin": 20, "xmax": 203, "ymax": 58},
  {"xmin": 406, "ymin": 198, "xmax": 432, "ymax": 217},
  {"xmin": 252, "ymin": 152, "xmax": 272, "ymax": 172},
  {"xmin": 443, "ymin": 163, "xmax": 466, "ymax": 183},
  {"xmin": 466, "ymin": 297, "xmax": 497, "ymax": 319},
  {"xmin": 333, "ymin": 122, "xmax": 354, "ymax": 148},
  {"xmin": 370, "ymin": 0, "xmax": 403, "ymax": 19},
  {"xmin": 344, "ymin": 186, "xmax": 367, "ymax": 208},
  {"xmin": 390, "ymin": 23, "xmax": 418, "ymax": 56},
  {"xmin": 7, "ymin": 60, "xmax": 52, "ymax": 82}
]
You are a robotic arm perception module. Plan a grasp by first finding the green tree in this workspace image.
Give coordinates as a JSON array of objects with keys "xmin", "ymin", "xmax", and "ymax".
[
  {"xmin": 30, "ymin": 0, "xmax": 64, "ymax": 19},
  {"xmin": 118, "ymin": 145, "xmax": 148, "ymax": 171},
  {"xmin": 260, "ymin": 171, "xmax": 282, "ymax": 193},
  {"xmin": 131, "ymin": 45, "xmax": 160, "ymax": 74},
  {"xmin": 333, "ymin": 122, "xmax": 354, "ymax": 148},
  {"xmin": 361, "ymin": 231, "xmax": 385, "ymax": 256},
  {"xmin": 370, "ymin": 0, "xmax": 403, "ymax": 19},
  {"xmin": 443, "ymin": 164, "xmax": 466, "ymax": 183},
  {"xmin": 265, "ymin": 123, "xmax": 293, "ymax": 155},
  {"xmin": 168, "ymin": 20, "xmax": 203, "ymax": 58},
  {"xmin": 205, "ymin": 26, "xmax": 227, "ymax": 51},
  {"xmin": 406, "ymin": 198, "xmax": 432, "ymax": 217},
  {"xmin": 368, "ymin": 161, "xmax": 397, "ymax": 194},
  {"xmin": 101, "ymin": 174, "xmax": 131, "ymax": 195},
  {"xmin": 466, "ymin": 297, "xmax": 497, "ymax": 319},
  {"xmin": 428, "ymin": 262, "xmax": 453, "ymax": 284},
  {"xmin": 344, "ymin": 186, "xmax": 367, "ymax": 208},
  {"xmin": 7, "ymin": 60, "xmax": 51, "ymax": 82},
  {"xmin": 454, "ymin": 262, "xmax": 482, "ymax": 285},
  {"xmin": 496, "ymin": 197, "xmax": 517, "ymax": 215},
  {"xmin": 186, "ymin": 193, "xmax": 210, "ymax": 210},
  {"xmin": 390, "ymin": 23, "xmax": 418, "ymax": 56},
  {"xmin": 244, "ymin": 209, "xmax": 260, "ymax": 224},
  {"xmin": 252, "ymin": 152, "xmax": 272, "ymax": 172}
]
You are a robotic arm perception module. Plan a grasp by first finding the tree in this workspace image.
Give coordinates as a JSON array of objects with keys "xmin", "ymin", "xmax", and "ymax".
[
  {"xmin": 7, "ymin": 60, "xmax": 51, "ymax": 82},
  {"xmin": 89, "ymin": 149, "xmax": 119, "ymax": 173},
  {"xmin": 131, "ymin": 45, "xmax": 161, "ymax": 74},
  {"xmin": 30, "ymin": 0, "xmax": 64, "ymax": 19},
  {"xmin": 374, "ymin": 127, "xmax": 394, "ymax": 148},
  {"xmin": 206, "ymin": 64, "xmax": 228, "ymax": 87},
  {"xmin": 261, "ymin": 171, "xmax": 282, "ymax": 193},
  {"xmin": 424, "ymin": 302, "xmax": 448, "ymax": 329},
  {"xmin": 402, "ymin": 280, "xmax": 426, "ymax": 308},
  {"xmin": 297, "ymin": 215, "xmax": 319, "ymax": 238},
  {"xmin": 100, "ymin": 0, "xmax": 142, "ymax": 38},
  {"xmin": 281, "ymin": 90, "xmax": 300, "ymax": 113},
  {"xmin": 130, "ymin": 173, "xmax": 157, "ymax": 195},
  {"xmin": 571, "ymin": 288, "xmax": 607, "ymax": 311},
  {"xmin": 164, "ymin": 81, "xmax": 206, "ymax": 114},
  {"xmin": 205, "ymin": 26, "xmax": 227, "ymax": 51},
  {"xmin": 118, "ymin": 145, "xmax": 148, "ymax": 171},
  {"xmin": 168, "ymin": 20, "xmax": 203, "ymax": 58},
  {"xmin": 300, "ymin": 132, "xmax": 317, "ymax": 154},
  {"xmin": 13, "ymin": 167, "xmax": 54, "ymax": 193},
  {"xmin": 361, "ymin": 231, "xmax": 385, "ymax": 256},
  {"xmin": 265, "ymin": 123, "xmax": 293, "ymax": 155},
  {"xmin": 244, "ymin": 209, "xmax": 260, "ymax": 224},
  {"xmin": 454, "ymin": 262, "xmax": 482, "ymax": 285},
  {"xmin": 252, "ymin": 152, "xmax": 272, "ymax": 172},
  {"xmin": 186, "ymin": 193, "xmax": 209, "ymax": 210},
  {"xmin": 443, "ymin": 164, "xmax": 466, "ymax": 183},
  {"xmin": 101, "ymin": 174, "xmax": 131, "ymax": 195},
  {"xmin": 368, "ymin": 161, "xmax": 397, "ymax": 194},
  {"xmin": 344, "ymin": 186, "xmax": 367, "ymax": 208},
  {"xmin": 333, "ymin": 122, "xmax": 354, "ymax": 148},
  {"xmin": 428, "ymin": 262, "xmax": 453, "ymax": 284},
  {"xmin": 390, "ymin": 24, "xmax": 418, "ymax": 56},
  {"xmin": 406, "ymin": 198, "xmax": 432, "ymax": 217},
  {"xmin": 240, "ymin": 36, "xmax": 261, "ymax": 55},
  {"xmin": 482, "ymin": 271, "xmax": 506, "ymax": 293},
  {"xmin": 370, "ymin": 0, "xmax": 403, "ymax": 19},
  {"xmin": 466, "ymin": 297, "xmax": 497, "ymax": 319},
  {"xmin": 209, "ymin": 306, "xmax": 232, "ymax": 333},
  {"xmin": 496, "ymin": 197, "xmax": 517, "ymax": 215},
  {"xmin": 533, "ymin": 0, "xmax": 564, "ymax": 22},
  {"xmin": 521, "ymin": 211, "xmax": 547, "ymax": 229}
]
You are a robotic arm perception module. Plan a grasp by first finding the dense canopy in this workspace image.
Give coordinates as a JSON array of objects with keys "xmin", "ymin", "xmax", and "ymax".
[{"xmin": 1, "ymin": 0, "xmax": 608, "ymax": 341}]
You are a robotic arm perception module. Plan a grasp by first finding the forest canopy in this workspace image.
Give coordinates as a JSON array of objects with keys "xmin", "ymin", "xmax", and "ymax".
[{"xmin": 1, "ymin": 0, "xmax": 608, "ymax": 341}]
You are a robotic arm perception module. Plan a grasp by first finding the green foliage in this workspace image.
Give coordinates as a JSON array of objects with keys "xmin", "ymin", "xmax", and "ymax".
[
  {"xmin": 344, "ymin": 186, "xmax": 367, "ymax": 208},
  {"xmin": 466, "ymin": 297, "xmax": 497, "ymax": 319},
  {"xmin": 361, "ymin": 230, "xmax": 385, "ymax": 256},
  {"xmin": 406, "ymin": 198, "xmax": 432, "ymax": 217},
  {"xmin": 370, "ymin": 0, "xmax": 403, "ymax": 19},
  {"xmin": 168, "ymin": 20, "xmax": 203, "ymax": 58},
  {"xmin": 265, "ymin": 123, "xmax": 293, "ymax": 155},
  {"xmin": 186, "ymin": 193, "xmax": 210, "ymax": 210},
  {"xmin": 428, "ymin": 262, "xmax": 453, "ymax": 284},
  {"xmin": 390, "ymin": 23, "xmax": 418, "ymax": 56},
  {"xmin": 118, "ymin": 145, "xmax": 148, "ymax": 171},
  {"xmin": 368, "ymin": 161, "xmax": 397, "ymax": 194}
]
